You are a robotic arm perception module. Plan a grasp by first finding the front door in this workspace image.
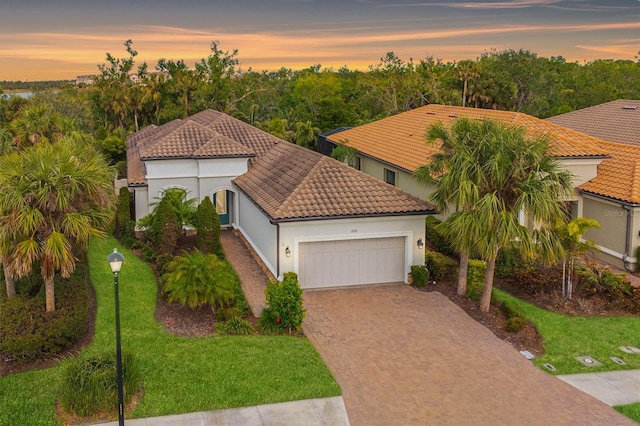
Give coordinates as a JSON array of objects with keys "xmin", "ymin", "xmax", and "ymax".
[{"xmin": 214, "ymin": 190, "xmax": 230, "ymax": 226}]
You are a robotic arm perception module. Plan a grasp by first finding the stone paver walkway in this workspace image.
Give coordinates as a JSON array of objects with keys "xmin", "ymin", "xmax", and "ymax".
[
  {"xmin": 220, "ymin": 229, "xmax": 268, "ymax": 316},
  {"xmin": 303, "ymin": 284, "xmax": 635, "ymax": 426}
]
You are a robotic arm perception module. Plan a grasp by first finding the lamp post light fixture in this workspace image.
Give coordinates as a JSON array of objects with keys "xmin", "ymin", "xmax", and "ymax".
[
  {"xmin": 107, "ymin": 248, "xmax": 125, "ymax": 426},
  {"xmin": 417, "ymin": 238, "xmax": 424, "ymax": 250}
]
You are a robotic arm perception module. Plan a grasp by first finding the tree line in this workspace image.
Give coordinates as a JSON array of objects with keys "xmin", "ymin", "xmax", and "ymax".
[{"xmin": 2, "ymin": 40, "xmax": 640, "ymax": 154}]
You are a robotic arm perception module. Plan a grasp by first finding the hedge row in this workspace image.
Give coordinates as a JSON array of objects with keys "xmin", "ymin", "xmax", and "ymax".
[{"xmin": 0, "ymin": 264, "xmax": 90, "ymax": 359}]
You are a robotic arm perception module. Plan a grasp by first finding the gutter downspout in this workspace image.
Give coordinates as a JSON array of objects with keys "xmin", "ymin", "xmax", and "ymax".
[
  {"xmin": 622, "ymin": 204, "xmax": 633, "ymax": 272},
  {"xmin": 276, "ymin": 223, "xmax": 280, "ymax": 278}
]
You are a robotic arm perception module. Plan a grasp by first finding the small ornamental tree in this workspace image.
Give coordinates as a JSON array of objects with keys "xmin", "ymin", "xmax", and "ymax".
[
  {"xmin": 115, "ymin": 187, "xmax": 134, "ymax": 244},
  {"xmin": 153, "ymin": 197, "xmax": 179, "ymax": 256},
  {"xmin": 195, "ymin": 196, "xmax": 222, "ymax": 257}
]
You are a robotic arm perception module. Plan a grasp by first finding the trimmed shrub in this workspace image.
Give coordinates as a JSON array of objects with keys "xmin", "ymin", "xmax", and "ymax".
[
  {"xmin": 495, "ymin": 247, "xmax": 525, "ymax": 278},
  {"xmin": 261, "ymin": 272, "xmax": 306, "ymax": 333},
  {"xmin": 155, "ymin": 198, "xmax": 180, "ymax": 255},
  {"xmin": 425, "ymin": 250, "xmax": 458, "ymax": 282},
  {"xmin": 215, "ymin": 317, "xmax": 255, "ymax": 335},
  {"xmin": 505, "ymin": 316, "xmax": 527, "ymax": 333},
  {"xmin": 425, "ymin": 216, "xmax": 455, "ymax": 256},
  {"xmin": 115, "ymin": 187, "xmax": 134, "ymax": 246},
  {"xmin": 258, "ymin": 307, "xmax": 283, "ymax": 334},
  {"xmin": 411, "ymin": 264, "xmax": 429, "ymax": 288},
  {"xmin": 195, "ymin": 196, "xmax": 223, "ymax": 257},
  {"xmin": 0, "ymin": 265, "xmax": 89, "ymax": 359},
  {"xmin": 59, "ymin": 351, "xmax": 140, "ymax": 417},
  {"xmin": 466, "ymin": 259, "xmax": 486, "ymax": 300}
]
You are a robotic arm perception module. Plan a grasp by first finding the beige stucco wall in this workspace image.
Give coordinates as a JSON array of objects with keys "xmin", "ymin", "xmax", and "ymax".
[
  {"xmin": 582, "ymin": 195, "xmax": 638, "ymax": 270},
  {"xmin": 358, "ymin": 155, "xmax": 442, "ymax": 217}
]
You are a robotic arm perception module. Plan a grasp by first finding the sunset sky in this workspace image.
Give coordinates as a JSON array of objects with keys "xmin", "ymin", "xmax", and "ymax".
[{"xmin": 1, "ymin": 0, "xmax": 639, "ymax": 81}]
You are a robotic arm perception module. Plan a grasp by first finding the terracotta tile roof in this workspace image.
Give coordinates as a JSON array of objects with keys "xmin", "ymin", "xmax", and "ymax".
[
  {"xmin": 546, "ymin": 99, "xmax": 640, "ymax": 146},
  {"xmin": 545, "ymin": 100, "xmax": 640, "ymax": 204},
  {"xmin": 327, "ymin": 104, "xmax": 608, "ymax": 173},
  {"xmin": 140, "ymin": 121, "xmax": 254, "ymax": 159},
  {"xmin": 233, "ymin": 142, "xmax": 435, "ymax": 222},
  {"xmin": 126, "ymin": 110, "xmax": 279, "ymax": 185},
  {"xmin": 579, "ymin": 140, "xmax": 640, "ymax": 204}
]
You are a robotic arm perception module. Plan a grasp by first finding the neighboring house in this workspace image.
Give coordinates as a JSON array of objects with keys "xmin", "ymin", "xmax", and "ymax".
[
  {"xmin": 546, "ymin": 99, "xmax": 640, "ymax": 271},
  {"xmin": 320, "ymin": 104, "xmax": 640, "ymax": 271},
  {"xmin": 546, "ymin": 99, "xmax": 640, "ymax": 146},
  {"xmin": 127, "ymin": 110, "xmax": 435, "ymax": 289}
]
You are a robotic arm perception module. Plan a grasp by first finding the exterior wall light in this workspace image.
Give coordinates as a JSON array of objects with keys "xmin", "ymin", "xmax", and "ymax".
[
  {"xmin": 285, "ymin": 246, "xmax": 291, "ymax": 257},
  {"xmin": 417, "ymin": 238, "xmax": 424, "ymax": 250}
]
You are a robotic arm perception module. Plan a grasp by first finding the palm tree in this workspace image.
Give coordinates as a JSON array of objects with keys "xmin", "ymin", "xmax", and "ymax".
[
  {"xmin": 10, "ymin": 104, "xmax": 63, "ymax": 147},
  {"xmin": 415, "ymin": 119, "xmax": 484, "ymax": 296},
  {"xmin": 162, "ymin": 250, "xmax": 235, "ymax": 311},
  {"xmin": 420, "ymin": 118, "xmax": 573, "ymax": 312},
  {"xmin": 0, "ymin": 139, "xmax": 115, "ymax": 311},
  {"xmin": 555, "ymin": 217, "xmax": 600, "ymax": 299},
  {"xmin": 454, "ymin": 60, "xmax": 480, "ymax": 107}
]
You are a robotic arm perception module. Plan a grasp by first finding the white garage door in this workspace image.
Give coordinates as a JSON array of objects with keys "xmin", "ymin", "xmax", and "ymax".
[{"xmin": 298, "ymin": 237, "xmax": 405, "ymax": 289}]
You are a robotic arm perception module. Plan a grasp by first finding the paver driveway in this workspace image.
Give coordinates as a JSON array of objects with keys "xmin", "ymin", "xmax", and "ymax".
[{"xmin": 303, "ymin": 284, "xmax": 634, "ymax": 426}]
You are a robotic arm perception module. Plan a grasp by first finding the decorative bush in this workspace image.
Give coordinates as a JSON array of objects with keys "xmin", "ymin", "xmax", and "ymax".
[
  {"xmin": 505, "ymin": 316, "xmax": 527, "ymax": 333},
  {"xmin": 59, "ymin": 351, "xmax": 140, "ymax": 417},
  {"xmin": 258, "ymin": 307, "xmax": 283, "ymax": 334},
  {"xmin": 411, "ymin": 264, "xmax": 429, "ymax": 288},
  {"xmin": 425, "ymin": 216, "xmax": 455, "ymax": 256},
  {"xmin": 0, "ymin": 265, "xmax": 89, "ymax": 359},
  {"xmin": 215, "ymin": 317, "xmax": 255, "ymax": 335},
  {"xmin": 577, "ymin": 263, "xmax": 639, "ymax": 312},
  {"xmin": 260, "ymin": 272, "xmax": 306, "ymax": 333},
  {"xmin": 162, "ymin": 250, "xmax": 236, "ymax": 310},
  {"xmin": 508, "ymin": 266, "xmax": 562, "ymax": 295},
  {"xmin": 495, "ymin": 247, "xmax": 525, "ymax": 278},
  {"xmin": 465, "ymin": 259, "xmax": 486, "ymax": 300},
  {"xmin": 424, "ymin": 250, "xmax": 458, "ymax": 282},
  {"xmin": 195, "ymin": 196, "xmax": 223, "ymax": 257}
]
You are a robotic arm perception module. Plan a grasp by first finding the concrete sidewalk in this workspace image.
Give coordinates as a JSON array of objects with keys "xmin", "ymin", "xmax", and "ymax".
[
  {"xmin": 97, "ymin": 396, "xmax": 349, "ymax": 426},
  {"xmin": 558, "ymin": 369, "xmax": 640, "ymax": 406}
]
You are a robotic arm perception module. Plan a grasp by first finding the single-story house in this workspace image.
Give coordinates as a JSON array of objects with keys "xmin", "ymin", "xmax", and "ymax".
[
  {"xmin": 127, "ymin": 110, "xmax": 435, "ymax": 289},
  {"xmin": 545, "ymin": 99, "xmax": 640, "ymax": 271},
  {"xmin": 319, "ymin": 104, "xmax": 640, "ymax": 271}
]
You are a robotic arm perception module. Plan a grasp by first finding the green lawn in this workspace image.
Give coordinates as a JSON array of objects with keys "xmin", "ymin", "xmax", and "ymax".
[
  {"xmin": 493, "ymin": 288, "xmax": 640, "ymax": 375},
  {"xmin": 0, "ymin": 236, "xmax": 340, "ymax": 425}
]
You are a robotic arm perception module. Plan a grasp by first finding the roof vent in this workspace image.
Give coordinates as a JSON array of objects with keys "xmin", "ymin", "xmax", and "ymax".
[
  {"xmin": 448, "ymin": 114, "xmax": 458, "ymax": 118},
  {"xmin": 426, "ymin": 111, "xmax": 436, "ymax": 115},
  {"xmin": 622, "ymin": 105, "xmax": 638, "ymax": 110}
]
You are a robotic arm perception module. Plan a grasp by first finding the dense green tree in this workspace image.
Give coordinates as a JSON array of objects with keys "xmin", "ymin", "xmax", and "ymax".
[{"xmin": 0, "ymin": 139, "xmax": 115, "ymax": 311}]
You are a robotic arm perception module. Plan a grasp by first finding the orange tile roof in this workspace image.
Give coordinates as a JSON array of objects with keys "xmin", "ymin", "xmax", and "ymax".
[
  {"xmin": 327, "ymin": 105, "xmax": 608, "ymax": 173},
  {"xmin": 234, "ymin": 142, "xmax": 435, "ymax": 221},
  {"xmin": 579, "ymin": 140, "xmax": 640, "ymax": 204}
]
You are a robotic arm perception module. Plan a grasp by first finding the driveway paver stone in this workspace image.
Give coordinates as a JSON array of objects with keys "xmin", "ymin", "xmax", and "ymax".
[{"xmin": 303, "ymin": 284, "xmax": 635, "ymax": 426}]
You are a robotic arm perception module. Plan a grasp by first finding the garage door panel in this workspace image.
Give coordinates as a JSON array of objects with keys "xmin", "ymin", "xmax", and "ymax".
[{"xmin": 299, "ymin": 237, "xmax": 405, "ymax": 289}]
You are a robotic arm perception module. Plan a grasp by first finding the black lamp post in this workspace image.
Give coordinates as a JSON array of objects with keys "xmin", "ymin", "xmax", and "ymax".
[{"xmin": 107, "ymin": 248, "xmax": 125, "ymax": 426}]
